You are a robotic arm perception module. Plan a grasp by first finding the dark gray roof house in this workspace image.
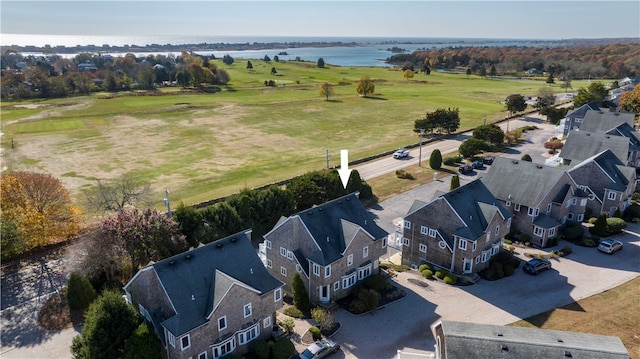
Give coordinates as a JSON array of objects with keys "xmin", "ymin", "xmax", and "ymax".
[
  {"xmin": 560, "ymin": 102, "xmax": 600, "ymax": 136},
  {"xmin": 578, "ymin": 110, "xmax": 640, "ymax": 167},
  {"xmin": 481, "ymin": 157, "xmax": 587, "ymax": 247},
  {"xmin": 560, "ymin": 131, "xmax": 630, "ymax": 166},
  {"xmin": 431, "ymin": 320, "xmax": 631, "ymax": 359},
  {"xmin": 262, "ymin": 192, "xmax": 388, "ymax": 304},
  {"xmin": 124, "ymin": 230, "xmax": 284, "ymax": 359}
]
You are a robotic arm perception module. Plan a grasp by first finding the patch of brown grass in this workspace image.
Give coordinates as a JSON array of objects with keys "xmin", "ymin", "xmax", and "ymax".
[{"xmin": 510, "ymin": 276, "xmax": 640, "ymax": 358}]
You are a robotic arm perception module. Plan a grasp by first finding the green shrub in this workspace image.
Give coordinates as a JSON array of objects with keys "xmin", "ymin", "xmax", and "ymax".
[
  {"xmin": 308, "ymin": 326, "xmax": 322, "ymax": 340},
  {"xmin": 363, "ymin": 274, "xmax": 391, "ymax": 292},
  {"xmin": 283, "ymin": 306, "xmax": 304, "ymax": 318},
  {"xmin": 379, "ymin": 262, "xmax": 410, "ymax": 272},
  {"xmin": 421, "ymin": 269, "xmax": 433, "ymax": 279},
  {"xmin": 564, "ymin": 221, "xmax": 585, "ymax": 241},
  {"xmin": 395, "ymin": 170, "xmax": 414, "ymax": 180},
  {"xmin": 443, "ymin": 156, "xmax": 461, "ymax": 166},
  {"xmin": 435, "ymin": 270, "xmax": 448, "ymax": 279},
  {"xmin": 590, "ymin": 215, "xmax": 607, "ymax": 236},
  {"xmin": 606, "ymin": 217, "xmax": 627, "ymax": 234},
  {"xmin": 249, "ymin": 339, "xmax": 270, "ymax": 359},
  {"xmin": 358, "ymin": 288, "xmax": 381, "ymax": 312},
  {"xmin": 311, "ymin": 307, "xmax": 335, "ymax": 332},
  {"xmin": 562, "ymin": 246, "xmax": 572, "ymax": 255},
  {"xmin": 588, "ymin": 217, "xmax": 598, "ymax": 224},
  {"xmin": 503, "ymin": 239, "xmax": 512, "ymax": 245},
  {"xmin": 545, "ymin": 237, "xmax": 558, "ymax": 247},
  {"xmin": 418, "ymin": 264, "xmax": 431, "ymax": 272},
  {"xmin": 67, "ymin": 272, "xmax": 97, "ymax": 311},
  {"xmin": 503, "ymin": 264, "xmax": 515, "ymax": 276},
  {"xmin": 272, "ymin": 338, "xmax": 295, "ymax": 359},
  {"xmin": 348, "ymin": 299, "xmax": 368, "ymax": 314},
  {"xmin": 443, "ymin": 274, "xmax": 457, "ymax": 285},
  {"xmin": 581, "ymin": 238, "xmax": 596, "ymax": 247},
  {"xmin": 279, "ymin": 318, "xmax": 295, "ymax": 335},
  {"xmin": 517, "ymin": 233, "xmax": 531, "ymax": 243}
]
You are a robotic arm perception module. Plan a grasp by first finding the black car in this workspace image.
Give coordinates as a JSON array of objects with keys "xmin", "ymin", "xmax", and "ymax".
[
  {"xmin": 483, "ymin": 156, "xmax": 495, "ymax": 165},
  {"xmin": 523, "ymin": 258, "xmax": 552, "ymax": 275},
  {"xmin": 458, "ymin": 164, "xmax": 473, "ymax": 174},
  {"xmin": 472, "ymin": 160, "xmax": 485, "ymax": 169}
]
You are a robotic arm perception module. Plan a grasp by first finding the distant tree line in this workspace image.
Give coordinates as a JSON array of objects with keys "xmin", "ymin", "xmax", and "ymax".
[{"xmin": 387, "ymin": 43, "xmax": 640, "ymax": 79}]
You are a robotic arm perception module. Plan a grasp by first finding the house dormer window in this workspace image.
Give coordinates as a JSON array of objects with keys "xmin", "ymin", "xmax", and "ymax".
[{"xmin": 528, "ymin": 207, "xmax": 538, "ymax": 216}]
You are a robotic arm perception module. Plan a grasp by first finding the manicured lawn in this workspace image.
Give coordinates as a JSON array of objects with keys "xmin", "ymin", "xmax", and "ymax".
[
  {"xmin": 0, "ymin": 61, "xmax": 600, "ymax": 207},
  {"xmin": 510, "ymin": 276, "xmax": 640, "ymax": 358}
]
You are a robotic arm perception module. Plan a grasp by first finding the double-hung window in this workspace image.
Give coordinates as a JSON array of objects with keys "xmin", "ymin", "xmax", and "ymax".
[{"xmin": 458, "ymin": 239, "xmax": 467, "ymax": 251}]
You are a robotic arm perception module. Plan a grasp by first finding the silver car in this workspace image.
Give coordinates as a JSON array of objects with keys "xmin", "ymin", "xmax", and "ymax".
[
  {"xmin": 299, "ymin": 339, "xmax": 340, "ymax": 359},
  {"xmin": 597, "ymin": 239, "xmax": 623, "ymax": 254}
]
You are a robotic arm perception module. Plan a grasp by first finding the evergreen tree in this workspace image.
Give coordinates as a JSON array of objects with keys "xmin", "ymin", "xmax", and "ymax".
[
  {"xmin": 429, "ymin": 149, "xmax": 442, "ymax": 170},
  {"xmin": 317, "ymin": 58, "xmax": 325, "ymax": 68},
  {"xmin": 450, "ymin": 175, "xmax": 460, "ymax": 190},
  {"xmin": 291, "ymin": 272, "xmax": 311, "ymax": 315},
  {"xmin": 590, "ymin": 214, "xmax": 607, "ymax": 236},
  {"xmin": 521, "ymin": 154, "xmax": 532, "ymax": 162},
  {"xmin": 123, "ymin": 323, "xmax": 162, "ymax": 359},
  {"xmin": 67, "ymin": 272, "xmax": 97, "ymax": 310}
]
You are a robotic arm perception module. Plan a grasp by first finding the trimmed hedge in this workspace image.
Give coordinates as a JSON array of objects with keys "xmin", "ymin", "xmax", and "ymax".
[
  {"xmin": 421, "ymin": 269, "xmax": 433, "ymax": 279},
  {"xmin": 443, "ymin": 274, "xmax": 457, "ymax": 285},
  {"xmin": 418, "ymin": 263, "xmax": 432, "ymax": 272}
]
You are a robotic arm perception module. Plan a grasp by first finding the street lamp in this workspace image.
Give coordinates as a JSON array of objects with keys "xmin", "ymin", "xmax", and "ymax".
[{"xmin": 418, "ymin": 129, "xmax": 425, "ymax": 167}]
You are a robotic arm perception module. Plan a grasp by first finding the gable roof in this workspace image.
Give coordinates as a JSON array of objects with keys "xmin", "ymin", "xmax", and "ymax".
[
  {"xmin": 569, "ymin": 149, "xmax": 636, "ymax": 193},
  {"xmin": 560, "ymin": 131, "xmax": 630, "ymax": 165},
  {"xmin": 143, "ymin": 230, "xmax": 283, "ymax": 337},
  {"xmin": 565, "ymin": 102, "xmax": 600, "ymax": 119},
  {"xmin": 579, "ymin": 110, "xmax": 635, "ymax": 133},
  {"xmin": 433, "ymin": 320, "xmax": 631, "ymax": 359},
  {"xmin": 480, "ymin": 157, "xmax": 568, "ymax": 207},
  {"xmin": 294, "ymin": 193, "xmax": 388, "ymax": 265}
]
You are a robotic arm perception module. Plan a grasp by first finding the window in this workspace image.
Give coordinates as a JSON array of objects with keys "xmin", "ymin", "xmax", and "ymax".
[
  {"xmin": 274, "ymin": 288, "xmax": 282, "ymax": 302},
  {"xmin": 342, "ymin": 272, "xmax": 357, "ymax": 289},
  {"xmin": 358, "ymin": 263, "xmax": 372, "ymax": 280},
  {"xmin": 419, "ymin": 243, "xmax": 427, "ymax": 253},
  {"xmin": 533, "ymin": 226, "xmax": 544, "ymax": 238},
  {"xmin": 458, "ymin": 239, "xmax": 467, "ymax": 251},
  {"xmin": 495, "ymin": 225, "xmax": 500, "ymax": 235},
  {"xmin": 313, "ymin": 263, "xmax": 320, "ymax": 276},
  {"xmin": 181, "ymin": 335, "xmax": 190, "ymax": 350},
  {"xmin": 238, "ymin": 323, "xmax": 260, "ymax": 345},
  {"xmin": 475, "ymin": 256, "xmax": 480, "ymax": 264},
  {"xmin": 549, "ymin": 227, "xmax": 556, "ymax": 237},
  {"xmin": 472, "ymin": 241, "xmax": 477, "ymax": 251},
  {"xmin": 244, "ymin": 303, "xmax": 252, "ymax": 318},
  {"xmin": 492, "ymin": 244, "xmax": 500, "ymax": 255},
  {"xmin": 263, "ymin": 316, "xmax": 272, "ymax": 329},
  {"xmin": 382, "ymin": 237, "xmax": 387, "ymax": 248},
  {"xmin": 482, "ymin": 251, "xmax": 490, "ymax": 262},
  {"xmin": 167, "ymin": 331, "xmax": 176, "ymax": 347},
  {"xmin": 463, "ymin": 259, "xmax": 472, "ymax": 273},
  {"xmin": 325, "ymin": 265, "xmax": 331, "ymax": 278},
  {"xmin": 363, "ymin": 246, "xmax": 369, "ymax": 258},
  {"xmin": 429, "ymin": 228, "xmax": 437, "ymax": 238},
  {"xmin": 505, "ymin": 200, "xmax": 511, "ymax": 207},
  {"xmin": 296, "ymin": 264, "xmax": 302, "ymax": 272},
  {"xmin": 280, "ymin": 266, "xmax": 287, "ymax": 277},
  {"xmin": 421, "ymin": 226, "xmax": 429, "ymax": 235},
  {"xmin": 608, "ymin": 192, "xmax": 617, "ymax": 200},
  {"xmin": 567, "ymin": 212, "xmax": 574, "ymax": 220},
  {"xmin": 547, "ymin": 203, "xmax": 552, "ymax": 213},
  {"xmin": 579, "ymin": 185, "xmax": 588, "ymax": 191},
  {"xmin": 580, "ymin": 198, "xmax": 587, "ymax": 207},
  {"xmin": 514, "ymin": 203, "xmax": 521, "ymax": 212},
  {"xmin": 266, "ymin": 259, "xmax": 272, "ymax": 268},
  {"xmin": 528, "ymin": 207, "xmax": 538, "ymax": 216},
  {"xmin": 287, "ymin": 251, "xmax": 294, "ymax": 260},
  {"xmin": 404, "ymin": 220, "xmax": 411, "ymax": 229},
  {"xmin": 334, "ymin": 281, "xmax": 340, "ymax": 291},
  {"xmin": 507, "ymin": 217, "xmax": 512, "ymax": 228},
  {"xmin": 198, "ymin": 352, "xmax": 207, "ymax": 359},
  {"xmin": 571, "ymin": 198, "xmax": 577, "ymax": 205},
  {"xmin": 265, "ymin": 240, "xmax": 272, "ymax": 249},
  {"xmin": 280, "ymin": 247, "xmax": 287, "ymax": 257},
  {"xmin": 213, "ymin": 337, "xmax": 235, "ymax": 359},
  {"xmin": 577, "ymin": 214, "xmax": 584, "ymax": 222},
  {"xmin": 347, "ymin": 254, "xmax": 354, "ymax": 266},
  {"xmin": 439, "ymin": 240, "xmax": 447, "ymax": 249},
  {"xmin": 218, "ymin": 316, "xmax": 227, "ymax": 331},
  {"xmin": 403, "ymin": 238, "xmax": 410, "ymax": 246},
  {"xmin": 486, "ymin": 231, "xmax": 491, "ymax": 242}
]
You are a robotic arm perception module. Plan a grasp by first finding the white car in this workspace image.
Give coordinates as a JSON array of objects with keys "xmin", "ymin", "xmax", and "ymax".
[
  {"xmin": 393, "ymin": 148, "xmax": 409, "ymax": 159},
  {"xmin": 597, "ymin": 239, "xmax": 623, "ymax": 254}
]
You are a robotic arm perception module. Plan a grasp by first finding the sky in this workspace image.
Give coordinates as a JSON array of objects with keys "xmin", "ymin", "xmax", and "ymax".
[{"xmin": 1, "ymin": 1, "xmax": 639, "ymax": 44}]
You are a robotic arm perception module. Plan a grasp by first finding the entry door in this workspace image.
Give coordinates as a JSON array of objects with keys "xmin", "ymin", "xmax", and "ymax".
[{"xmin": 319, "ymin": 285, "xmax": 330, "ymax": 303}]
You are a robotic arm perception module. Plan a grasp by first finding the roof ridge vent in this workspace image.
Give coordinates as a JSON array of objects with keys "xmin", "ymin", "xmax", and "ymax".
[
  {"xmin": 231, "ymin": 237, "xmax": 236, "ymax": 243},
  {"xmin": 501, "ymin": 344, "xmax": 509, "ymax": 352},
  {"xmin": 216, "ymin": 243, "xmax": 223, "ymax": 248}
]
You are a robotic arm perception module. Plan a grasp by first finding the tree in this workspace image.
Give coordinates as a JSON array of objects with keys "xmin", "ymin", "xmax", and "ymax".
[
  {"xmin": 273, "ymin": 55, "xmax": 279, "ymax": 62},
  {"xmin": 415, "ymin": 107, "xmax": 461, "ymax": 135},
  {"xmin": 358, "ymin": 288, "xmax": 381, "ymax": 312},
  {"xmin": 521, "ymin": 154, "xmax": 532, "ymax": 162},
  {"xmin": 544, "ymin": 137, "xmax": 564, "ymax": 153},
  {"xmin": 100, "ymin": 208, "xmax": 188, "ymax": 271},
  {"xmin": 429, "ymin": 149, "xmax": 442, "ymax": 170},
  {"xmin": 450, "ymin": 175, "xmax": 460, "ymax": 190},
  {"xmin": 291, "ymin": 272, "xmax": 311, "ymax": 315},
  {"xmin": 173, "ymin": 203, "xmax": 203, "ymax": 247},
  {"xmin": 263, "ymin": 55, "xmax": 271, "ymax": 62},
  {"xmin": 573, "ymin": 81, "xmax": 608, "ymax": 107},
  {"xmin": 175, "ymin": 70, "xmax": 191, "ymax": 87},
  {"xmin": 222, "ymin": 54, "xmax": 234, "ymax": 65},
  {"xmin": 590, "ymin": 214, "xmax": 607, "ymax": 236},
  {"xmin": 490, "ymin": 65, "xmax": 497, "ymax": 77},
  {"xmin": 466, "ymin": 68, "xmax": 471, "ymax": 78},
  {"xmin": 480, "ymin": 65, "xmax": 487, "ymax": 78},
  {"xmin": 619, "ymin": 84, "xmax": 640, "ymax": 114},
  {"xmin": 356, "ymin": 76, "xmax": 375, "ymax": 97},
  {"xmin": 136, "ymin": 63, "xmax": 155, "ymax": 90},
  {"xmin": 311, "ymin": 307, "xmax": 335, "ymax": 332},
  {"xmin": 319, "ymin": 82, "xmax": 334, "ymax": 101},
  {"xmin": 83, "ymin": 175, "xmax": 152, "ymax": 213},
  {"xmin": 472, "ymin": 124, "xmax": 504, "ymax": 144},
  {"xmin": 71, "ymin": 290, "xmax": 139, "ymax": 359},
  {"xmin": 213, "ymin": 68, "xmax": 230, "ymax": 85},
  {"xmin": 271, "ymin": 67, "xmax": 277, "ymax": 75},
  {"xmin": 540, "ymin": 106, "xmax": 569, "ymax": 125},
  {"xmin": 535, "ymin": 86, "xmax": 556, "ymax": 110},
  {"xmin": 317, "ymin": 58, "xmax": 325, "ymax": 68},
  {"xmin": 67, "ymin": 272, "xmax": 97, "ymax": 310},
  {"xmin": 246, "ymin": 60, "xmax": 253, "ymax": 69},
  {"xmin": 546, "ymin": 73, "xmax": 555, "ymax": 83},
  {"xmin": 458, "ymin": 138, "xmax": 490, "ymax": 158},
  {"xmin": 200, "ymin": 202, "xmax": 243, "ymax": 242},
  {"xmin": 123, "ymin": 323, "xmax": 162, "ymax": 359},
  {"xmin": 506, "ymin": 94, "xmax": 527, "ymax": 116},
  {"xmin": 403, "ymin": 69, "xmax": 415, "ymax": 80},
  {"xmin": 0, "ymin": 171, "xmax": 80, "ymax": 249}
]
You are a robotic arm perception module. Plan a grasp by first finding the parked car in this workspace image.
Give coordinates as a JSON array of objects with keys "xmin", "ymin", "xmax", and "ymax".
[
  {"xmin": 483, "ymin": 156, "xmax": 495, "ymax": 165},
  {"xmin": 523, "ymin": 258, "xmax": 552, "ymax": 275},
  {"xmin": 458, "ymin": 164, "xmax": 473, "ymax": 174},
  {"xmin": 393, "ymin": 148, "xmax": 410, "ymax": 159},
  {"xmin": 597, "ymin": 239, "xmax": 623, "ymax": 254},
  {"xmin": 472, "ymin": 160, "xmax": 485, "ymax": 169},
  {"xmin": 300, "ymin": 339, "xmax": 340, "ymax": 359}
]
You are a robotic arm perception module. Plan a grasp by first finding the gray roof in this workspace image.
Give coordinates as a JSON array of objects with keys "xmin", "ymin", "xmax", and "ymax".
[
  {"xmin": 533, "ymin": 214, "xmax": 561, "ymax": 229},
  {"xmin": 295, "ymin": 193, "xmax": 388, "ymax": 265},
  {"xmin": 569, "ymin": 149, "xmax": 636, "ymax": 193},
  {"xmin": 565, "ymin": 102, "xmax": 600, "ymax": 119},
  {"xmin": 480, "ymin": 157, "xmax": 568, "ymax": 207},
  {"xmin": 150, "ymin": 230, "xmax": 283, "ymax": 337},
  {"xmin": 560, "ymin": 131, "xmax": 630, "ymax": 164},
  {"xmin": 579, "ymin": 110, "xmax": 635, "ymax": 133},
  {"xmin": 433, "ymin": 320, "xmax": 631, "ymax": 359}
]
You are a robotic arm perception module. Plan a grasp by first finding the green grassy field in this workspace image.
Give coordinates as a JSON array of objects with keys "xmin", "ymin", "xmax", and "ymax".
[{"xmin": 0, "ymin": 59, "xmax": 596, "ymax": 208}]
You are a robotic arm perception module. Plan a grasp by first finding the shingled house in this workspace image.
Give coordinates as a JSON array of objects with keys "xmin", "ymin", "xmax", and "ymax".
[
  {"xmin": 558, "ymin": 102, "xmax": 600, "ymax": 136},
  {"xmin": 578, "ymin": 110, "xmax": 640, "ymax": 167},
  {"xmin": 262, "ymin": 192, "xmax": 388, "ymax": 304},
  {"xmin": 559, "ymin": 131, "xmax": 631, "ymax": 166},
  {"xmin": 124, "ymin": 230, "xmax": 284, "ymax": 359},
  {"xmin": 481, "ymin": 157, "xmax": 587, "ymax": 248},
  {"xmin": 567, "ymin": 149, "xmax": 636, "ymax": 217},
  {"xmin": 401, "ymin": 180, "xmax": 512, "ymax": 274},
  {"xmin": 431, "ymin": 320, "xmax": 631, "ymax": 359}
]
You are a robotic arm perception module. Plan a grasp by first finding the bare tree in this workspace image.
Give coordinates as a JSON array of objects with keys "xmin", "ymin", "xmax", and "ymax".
[{"xmin": 83, "ymin": 175, "xmax": 152, "ymax": 213}]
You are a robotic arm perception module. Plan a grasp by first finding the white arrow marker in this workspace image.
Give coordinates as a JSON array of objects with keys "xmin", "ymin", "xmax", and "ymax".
[{"xmin": 337, "ymin": 149, "xmax": 352, "ymax": 189}]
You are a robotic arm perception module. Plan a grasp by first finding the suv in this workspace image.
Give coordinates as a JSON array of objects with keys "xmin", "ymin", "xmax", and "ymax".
[
  {"xmin": 472, "ymin": 160, "xmax": 485, "ymax": 169},
  {"xmin": 523, "ymin": 258, "xmax": 552, "ymax": 275},
  {"xmin": 459, "ymin": 164, "xmax": 473, "ymax": 174},
  {"xmin": 597, "ymin": 239, "xmax": 623, "ymax": 254},
  {"xmin": 483, "ymin": 156, "xmax": 495, "ymax": 165},
  {"xmin": 393, "ymin": 148, "xmax": 409, "ymax": 159},
  {"xmin": 300, "ymin": 339, "xmax": 340, "ymax": 359}
]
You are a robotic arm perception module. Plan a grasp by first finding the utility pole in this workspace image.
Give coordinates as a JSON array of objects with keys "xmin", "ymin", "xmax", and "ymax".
[
  {"xmin": 418, "ymin": 129, "xmax": 425, "ymax": 167},
  {"xmin": 325, "ymin": 149, "xmax": 330, "ymax": 169},
  {"xmin": 164, "ymin": 188, "xmax": 172, "ymax": 217}
]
